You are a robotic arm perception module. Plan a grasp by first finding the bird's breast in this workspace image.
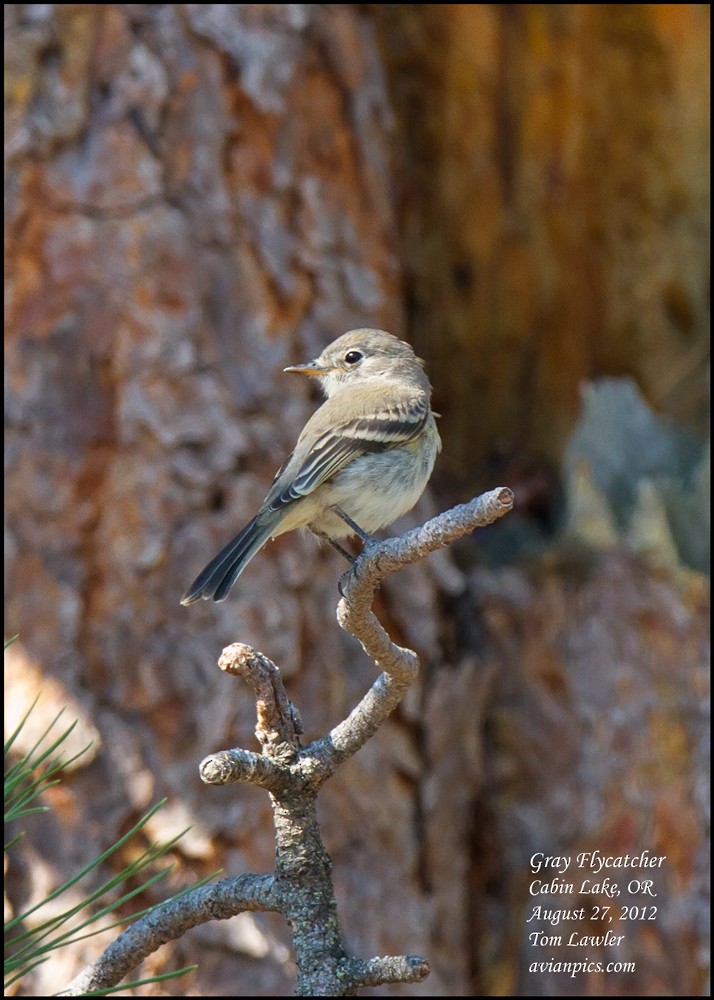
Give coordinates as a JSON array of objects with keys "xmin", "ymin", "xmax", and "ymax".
[{"xmin": 310, "ymin": 426, "xmax": 440, "ymax": 537}]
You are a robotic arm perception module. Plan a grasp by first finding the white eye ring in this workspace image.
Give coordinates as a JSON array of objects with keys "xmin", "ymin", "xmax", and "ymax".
[{"xmin": 344, "ymin": 350, "xmax": 363, "ymax": 365}]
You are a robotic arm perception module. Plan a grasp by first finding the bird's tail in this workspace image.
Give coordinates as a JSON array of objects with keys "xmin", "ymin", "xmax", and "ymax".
[{"xmin": 181, "ymin": 512, "xmax": 278, "ymax": 605}]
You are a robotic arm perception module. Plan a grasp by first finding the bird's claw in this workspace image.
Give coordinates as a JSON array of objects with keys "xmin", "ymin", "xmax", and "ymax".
[{"xmin": 338, "ymin": 555, "xmax": 363, "ymax": 597}]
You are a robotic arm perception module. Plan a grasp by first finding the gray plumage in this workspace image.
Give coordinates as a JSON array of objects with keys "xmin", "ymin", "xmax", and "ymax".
[{"xmin": 181, "ymin": 329, "xmax": 441, "ymax": 604}]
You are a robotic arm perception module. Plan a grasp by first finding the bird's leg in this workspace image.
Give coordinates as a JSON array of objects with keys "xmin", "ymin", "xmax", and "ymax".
[
  {"xmin": 331, "ymin": 506, "xmax": 374, "ymax": 545},
  {"xmin": 310, "ymin": 527, "xmax": 355, "ymax": 563},
  {"xmin": 320, "ymin": 509, "xmax": 374, "ymax": 598}
]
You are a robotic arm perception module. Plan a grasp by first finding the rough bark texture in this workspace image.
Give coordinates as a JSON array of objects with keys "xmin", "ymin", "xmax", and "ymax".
[
  {"xmin": 4, "ymin": 4, "xmax": 709, "ymax": 997},
  {"xmin": 463, "ymin": 556, "xmax": 709, "ymax": 996}
]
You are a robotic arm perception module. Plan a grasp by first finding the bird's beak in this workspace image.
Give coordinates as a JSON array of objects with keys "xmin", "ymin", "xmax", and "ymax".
[{"xmin": 283, "ymin": 361, "xmax": 328, "ymax": 377}]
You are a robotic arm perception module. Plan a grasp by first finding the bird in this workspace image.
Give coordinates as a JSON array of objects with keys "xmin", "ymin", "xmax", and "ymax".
[{"xmin": 181, "ymin": 328, "xmax": 441, "ymax": 604}]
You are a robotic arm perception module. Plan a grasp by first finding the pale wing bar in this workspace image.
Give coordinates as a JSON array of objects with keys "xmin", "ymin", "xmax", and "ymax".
[{"xmin": 267, "ymin": 399, "xmax": 428, "ymax": 511}]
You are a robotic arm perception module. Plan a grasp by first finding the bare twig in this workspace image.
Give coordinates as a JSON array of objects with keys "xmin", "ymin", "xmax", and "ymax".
[
  {"xmin": 323, "ymin": 487, "xmax": 513, "ymax": 770},
  {"xmin": 219, "ymin": 643, "xmax": 303, "ymax": 755},
  {"xmin": 59, "ymin": 875, "xmax": 278, "ymax": 996},
  {"xmin": 60, "ymin": 489, "xmax": 513, "ymax": 996}
]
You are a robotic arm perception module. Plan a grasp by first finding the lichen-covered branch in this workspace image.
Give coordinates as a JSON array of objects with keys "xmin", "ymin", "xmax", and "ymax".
[
  {"xmin": 60, "ymin": 489, "xmax": 513, "ymax": 996},
  {"xmin": 322, "ymin": 487, "xmax": 513, "ymax": 770},
  {"xmin": 59, "ymin": 875, "xmax": 278, "ymax": 996}
]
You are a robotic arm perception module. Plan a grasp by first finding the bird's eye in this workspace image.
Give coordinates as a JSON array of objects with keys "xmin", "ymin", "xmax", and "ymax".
[{"xmin": 344, "ymin": 350, "xmax": 363, "ymax": 365}]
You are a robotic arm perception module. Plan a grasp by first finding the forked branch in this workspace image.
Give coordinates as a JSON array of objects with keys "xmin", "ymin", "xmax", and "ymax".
[{"xmin": 61, "ymin": 488, "xmax": 513, "ymax": 996}]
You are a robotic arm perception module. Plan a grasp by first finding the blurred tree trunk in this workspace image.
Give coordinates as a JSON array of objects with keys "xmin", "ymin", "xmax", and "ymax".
[
  {"xmin": 379, "ymin": 3, "xmax": 710, "ymax": 496},
  {"xmin": 4, "ymin": 4, "xmax": 709, "ymax": 997}
]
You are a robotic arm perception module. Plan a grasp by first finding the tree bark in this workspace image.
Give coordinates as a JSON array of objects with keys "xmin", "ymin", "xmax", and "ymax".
[{"xmin": 5, "ymin": 4, "xmax": 709, "ymax": 996}]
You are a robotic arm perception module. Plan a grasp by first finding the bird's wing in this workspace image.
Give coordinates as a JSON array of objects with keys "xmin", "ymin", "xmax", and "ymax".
[{"xmin": 264, "ymin": 394, "xmax": 429, "ymax": 511}]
